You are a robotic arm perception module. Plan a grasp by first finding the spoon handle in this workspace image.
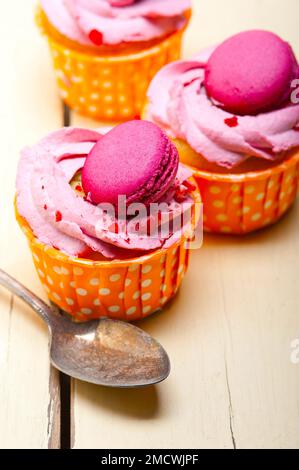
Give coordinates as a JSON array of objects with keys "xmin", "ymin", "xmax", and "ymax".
[{"xmin": 0, "ymin": 268, "xmax": 55, "ymax": 327}]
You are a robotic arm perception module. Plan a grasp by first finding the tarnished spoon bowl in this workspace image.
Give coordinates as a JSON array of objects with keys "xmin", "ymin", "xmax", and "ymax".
[{"xmin": 0, "ymin": 269, "xmax": 170, "ymax": 388}]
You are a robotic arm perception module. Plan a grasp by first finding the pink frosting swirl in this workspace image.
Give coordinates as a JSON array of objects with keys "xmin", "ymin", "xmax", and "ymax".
[
  {"xmin": 146, "ymin": 49, "xmax": 299, "ymax": 169},
  {"xmin": 16, "ymin": 128, "xmax": 194, "ymax": 259},
  {"xmin": 40, "ymin": 0, "xmax": 191, "ymax": 46}
]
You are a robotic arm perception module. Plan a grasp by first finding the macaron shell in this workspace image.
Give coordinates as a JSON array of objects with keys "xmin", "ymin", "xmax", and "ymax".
[
  {"xmin": 204, "ymin": 30, "xmax": 299, "ymax": 115},
  {"xmin": 82, "ymin": 120, "xmax": 179, "ymax": 205}
]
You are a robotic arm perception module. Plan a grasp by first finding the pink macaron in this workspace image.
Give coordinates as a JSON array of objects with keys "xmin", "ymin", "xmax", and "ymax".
[
  {"xmin": 204, "ymin": 30, "xmax": 299, "ymax": 115},
  {"xmin": 82, "ymin": 120, "xmax": 179, "ymax": 206}
]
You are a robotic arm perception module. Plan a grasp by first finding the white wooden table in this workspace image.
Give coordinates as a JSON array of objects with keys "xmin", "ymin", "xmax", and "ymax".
[{"xmin": 0, "ymin": 0, "xmax": 298, "ymax": 449}]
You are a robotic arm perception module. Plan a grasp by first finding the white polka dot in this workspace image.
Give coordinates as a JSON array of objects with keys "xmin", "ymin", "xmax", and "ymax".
[
  {"xmin": 109, "ymin": 274, "xmax": 121, "ymax": 282},
  {"xmin": 216, "ymin": 214, "xmax": 228, "ymax": 222},
  {"xmin": 245, "ymin": 186, "xmax": 255, "ymax": 194},
  {"xmin": 74, "ymin": 267, "xmax": 84, "ymax": 276},
  {"xmin": 178, "ymin": 265, "xmax": 184, "ymax": 275},
  {"xmin": 142, "ymin": 279, "xmax": 152, "ymax": 288},
  {"xmin": 61, "ymin": 267, "xmax": 70, "ymax": 275},
  {"xmin": 251, "ymin": 213, "xmax": 262, "ymax": 222},
  {"xmin": 33, "ymin": 253, "xmax": 40, "ymax": 263},
  {"xmin": 268, "ymin": 180, "xmax": 274, "ymax": 189},
  {"xmin": 92, "ymin": 79, "xmax": 99, "ymax": 86},
  {"xmin": 99, "ymin": 288, "xmax": 111, "ymax": 296},
  {"xmin": 142, "ymin": 293, "xmax": 152, "ymax": 301},
  {"xmin": 127, "ymin": 307, "xmax": 137, "ymax": 316},
  {"xmin": 119, "ymin": 94, "xmax": 127, "ymax": 103},
  {"xmin": 279, "ymin": 191, "xmax": 286, "ymax": 200},
  {"xmin": 104, "ymin": 95, "xmax": 113, "ymax": 103},
  {"xmin": 118, "ymin": 292, "xmax": 125, "ymax": 300},
  {"xmin": 90, "ymin": 278, "xmax": 100, "ymax": 286},
  {"xmin": 81, "ymin": 308, "xmax": 92, "ymax": 315},
  {"xmin": 77, "ymin": 62, "xmax": 85, "ymax": 70},
  {"xmin": 128, "ymin": 264, "xmax": 138, "ymax": 272},
  {"xmin": 231, "ymin": 184, "xmax": 240, "ymax": 193},
  {"xmin": 76, "ymin": 288, "xmax": 87, "ymax": 296},
  {"xmin": 72, "ymin": 75, "xmax": 83, "ymax": 83},
  {"xmin": 243, "ymin": 206, "xmax": 250, "ymax": 214},
  {"xmin": 233, "ymin": 196, "xmax": 242, "ymax": 205},
  {"xmin": 213, "ymin": 200, "xmax": 224, "ymax": 208},
  {"xmin": 103, "ymin": 81, "xmax": 112, "ymax": 89},
  {"xmin": 210, "ymin": 186, "xmax": 221, "ymax": 194},
  {"xmin": 38, "ymin": 269, "xmax": 45, "ymax": 278},
  {"xmin": 108, "ymin": 305, "xmax": 120, "ymax": 313},
  {"xmin": 133, "ymin": 291, "xmax": 140, "ymax": 300},
  {"xmin": 160, "ymin": 296, "xmax": 168, "ymax": 305},
  {"xmin": 53, "ymin": 293, "xmax": 61, "ymax": 301},
  {"xmin": 79, "ymin": 96, "xmax": 85, "ymax": 104},
  {"xmin": 90, "ymin": 92, "xmax": 99, "ymax": 100},
  {"xmin": 160, "ymin": 255, "xmax": 166, "ymax": 264},
  {"xmin": 160, "ymin": 269, "xmax": 165, "ymax": 278},
  {"xmin": 265, "ymin": 200, "xmax": 273, "ymax": 209},
  {"xmin": 143, "ymin": 306, "xmax": 151, "ymax": 314},
  {"xmin": 171, "ymin": 258, "xmax": 177, "ymax": 267},
  {"xmin": 172, "ymin": 247, "xmax": 178, "ymax": 255},
  {"xmin": 47, "ymin": 276, "xmax": 54, "ymax": 286},
  {"xmin": 256, "ymin": 193, "xmax": 265, "ymax": 201},
  {"xmin": 66, "ymin": 298, "xmax": 74, "ymax": 306},
  {"xmin": 93, "ymin": 299, "xmax": 101, "ymax": 306},
  {"xmin": 53, "ymin": 266, "xmax": 61, "ymax": 275},
  {"xmin": 70, "ymin": 281, "xmax": 76, "ymax": 288},
  {"xmin": 125, "ymin": 279, "xmax": 132, "ymax": 287},
  {"xmin": 142, "ymin": 265, "xmax": 152, "ymax": 274},
  {"xmin": 161, "ymin": 284, "xmax": 167, "ymax": 292},
  {"xmin": 89, "ymin": 105, "xmax": 98, "ymax": 113},
  {"xmin": 220, "ymin": 226, "xmax": 232, "ymax": 233},
  {"xmin": 59, "ymin": 282, "xmax": 64, "ymax": 289}
]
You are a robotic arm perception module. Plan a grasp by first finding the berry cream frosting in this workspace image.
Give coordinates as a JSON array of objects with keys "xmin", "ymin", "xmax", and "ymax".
[
  {"xmin": 16, "ymin": 126, "xmax": 195, "ymax": 260},
  {"xmin": 146, "ymin": 30, "xmax": 299, "ymax": 169},
  {"xmin": 40, "ymin": 0, "xmax": 191, "ymax": 46}
]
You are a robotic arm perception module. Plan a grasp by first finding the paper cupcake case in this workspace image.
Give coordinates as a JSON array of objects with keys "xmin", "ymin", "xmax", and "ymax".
[
  {"xmin": 190, "ymin": 151, "xmax": 299, "ymax": 234},
  {"xmin": 38, "ymin": 11, "xmax": 184, "ymax": 122},
  {"xmin": 16, "ymin": 203, "xmax": 199, "ymax": 322}
]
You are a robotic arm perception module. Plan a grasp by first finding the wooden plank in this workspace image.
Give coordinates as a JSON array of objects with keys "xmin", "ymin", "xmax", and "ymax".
[
  {"xmin": 71, "ymin": 0, "xmax": 299, "ymax": 449},
  {"xmin": 0, "ymin": 0, "xmax": 62, "ymax": 448}
]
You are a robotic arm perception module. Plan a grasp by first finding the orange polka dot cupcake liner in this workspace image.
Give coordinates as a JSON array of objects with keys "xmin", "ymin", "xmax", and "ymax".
[
  {"xmin": 15, "ymin": 190, "xmax": 201, "ymax": 322},
  {"xmin": 37, "ymin": 8, "xmax": 185, "ymax": 121},
  {"xmin": 185, "ymin": 151, "xmax": 299, "ymax": 234}
]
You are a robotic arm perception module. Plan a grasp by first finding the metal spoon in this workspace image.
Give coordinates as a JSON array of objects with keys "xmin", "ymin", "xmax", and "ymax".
[{"xmin": 0, "ymin": 269, "xmax": 170, "ymax": 388}]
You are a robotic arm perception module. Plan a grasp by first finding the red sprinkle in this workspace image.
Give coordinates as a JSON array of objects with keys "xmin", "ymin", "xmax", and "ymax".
[
  {"xmin": 175, "ymin": 189, "xmax": 189, "ymax": 203},
  {"xmin": 183, "ymin": 180, "xmax": 197, "ymax": 192},
  {"xmin": 89, "ymin": 29, "xmax": 103, "ymax": 46},
  {"xmin": 55, "ymin": 211, "xmax": 62, "ymax": 223},
  {"xmin": 44, "ymin": 205, "xmax": 47, "ymax": 210},
  {"xmin": 224, "ymin": 116, "xmax": 239, "ymax": 128},
  {"xmin": 109, "ymin": 222, "xmax": 119, "ymax": 234},
  {"xmin": 75, "ymin": 185, "xmax": 83, "ymax": 192}
]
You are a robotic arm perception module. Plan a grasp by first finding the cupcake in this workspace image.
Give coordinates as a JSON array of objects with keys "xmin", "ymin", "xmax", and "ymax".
[
  {"xmin": 37, "ymin": 0, "xmax": 192, "ymax": 121},
  {"xmin": 16, "ymin": 120, "xmax": 200, "ymax": 322},
  {"xmin": 144, "ymin": 30, "xmax": 299, "ymax": 234}
]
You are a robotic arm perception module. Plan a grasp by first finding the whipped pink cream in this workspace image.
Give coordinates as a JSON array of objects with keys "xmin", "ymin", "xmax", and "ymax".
[
  {"xmin": 16, "ymin": 128, "xmax": 194, "ymax": 259},
  {"xmin": 40, "ymin": 0, "xmax": 191, "ymax": 46},
  {"xmin": 146, "ymin": 49, "xmax": 299, "ymax": 169}
]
